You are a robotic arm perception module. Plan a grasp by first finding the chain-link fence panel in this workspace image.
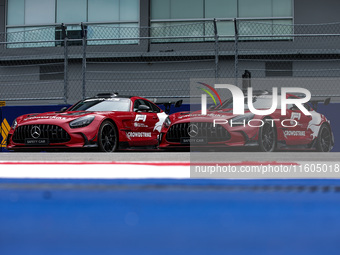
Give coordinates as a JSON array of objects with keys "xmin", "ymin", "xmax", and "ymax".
[
  {"xmin": 84, "ymin": 21, "xmax": 219, "ymax": 100},
  {"xmin": 0, "ymin": 27, "xmax": 67, "ymax": 102},
  {"xmin": 0, "ymin": 25, "xmax": 87, "ymax": 104},
  {"xmin": 1, "ymin": 20, "xmax": 340, "ymax": 104},
  {"xmin": 235, "ymin": 21, "xmax": 340, "ymax": 97},
  {"xmin": 216, "ymin": 19, "xmax": 237, "ymax": 79}
]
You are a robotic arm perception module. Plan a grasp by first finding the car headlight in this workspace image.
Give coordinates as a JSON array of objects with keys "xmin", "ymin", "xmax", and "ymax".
[
  {"xmin": 69, "ymin": 115, "xmax": 95, "ymax": 128},
  {"xmin": 230, "ymin": 113, "xmax": 255, "ymax": 126},
  {"xmin": 11, "ymin": 119, "xmax": 18, "ymax": 129},
  {"xmin": 163, "ymin": 116, "xmax": 171, "ymax": 128}
]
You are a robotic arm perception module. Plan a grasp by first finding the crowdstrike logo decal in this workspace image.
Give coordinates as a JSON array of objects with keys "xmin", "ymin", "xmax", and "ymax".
[
  {"xmin": 126, "ymin": 132, "xmax": 151, "ymax": 140},
  {"xmin": 283, "ymin": 130, "xmax": 306, "ymax": 138}
]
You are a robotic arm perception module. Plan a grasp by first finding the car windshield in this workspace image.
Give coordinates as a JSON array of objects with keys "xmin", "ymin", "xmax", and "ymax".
[
  {"xmin": 216, "ymin": 95, "xmax": 282, "ymax": 110},
  {"xmin": 69, "ymin": 98, "xmax": 131, "ymax": 112}
]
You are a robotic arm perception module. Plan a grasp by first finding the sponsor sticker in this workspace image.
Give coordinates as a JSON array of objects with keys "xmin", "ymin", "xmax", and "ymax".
[
  {"xmin": 126, "ymin": 132, "xmax": 151, "ymax": 140},
  {"xmin": 134, "ymin": 123, "xmax": 148, "ymax": 128},
  {"xmin": 181, "ymin": 138, "xmax": 207, "ymax": 144},
  {"xmin": 178, "ymin": 113, "xmax": 226, "ymax": 119},
  {"xmin": 135, "ymin": 115, "xmax": 147, "ymax": 122},
  {"xmin": 283, "ymin": 130, "xmax": 306, "ymax": 138},
  {"xmin": 24, "ymin": 116, "xmax": 67, "ymax": 121},
  {"xmin": 25, "ymin": 138, "xmax": 49, "ymax": 145}
]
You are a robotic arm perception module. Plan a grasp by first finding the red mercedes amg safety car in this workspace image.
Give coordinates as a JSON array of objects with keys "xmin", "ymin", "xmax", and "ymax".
[
  {"xmin": 158, "ymin": 92, "xmax": 334, "ymax": 152},
  {"xmin": 7, "ymin": 93, "xmax": 170, "ymax": 152}
]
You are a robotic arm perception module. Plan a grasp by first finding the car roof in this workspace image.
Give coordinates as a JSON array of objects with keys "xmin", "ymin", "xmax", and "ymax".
[
  {"xmin": 85, "ymin": 93, "xmax": 133, "ymax": 100},
  {"xmin": 86, "ymin": 94, "xmax": 159, "ymax": 104}
]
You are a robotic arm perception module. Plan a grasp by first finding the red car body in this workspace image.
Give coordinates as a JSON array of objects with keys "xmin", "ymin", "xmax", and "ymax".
[
  {"xmin": 7, "ymin": 94, "xmax": 168, "ymax": 152},
  {"xmin": 158, "ymin": 93, "xmax": 334, "ymax": 152}
]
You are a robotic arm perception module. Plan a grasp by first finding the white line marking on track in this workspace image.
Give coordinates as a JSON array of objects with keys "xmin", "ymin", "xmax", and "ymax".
[{"xmin": 0, "ymin": 161, "xmax": 190, "ymax": 179}]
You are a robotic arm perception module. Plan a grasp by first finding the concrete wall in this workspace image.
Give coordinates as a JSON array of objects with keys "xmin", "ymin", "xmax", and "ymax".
[
  {"xmin": 1, "ymin": 0, "xmax": 340, "ymax": 58},
  {"xmin": 2, "ymin": 0, "xmax": 340, "ymax": 34},
  {"xmin": 294, "ymin": 0, "xmax": 340, "ymax": 24}
]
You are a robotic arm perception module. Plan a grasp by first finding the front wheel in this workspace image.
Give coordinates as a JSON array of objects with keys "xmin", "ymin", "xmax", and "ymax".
[
  {"xmin": 98, "ymin": 121, "xmax": 118, "ymax": 152},
  {"xmin": 316, "ymin": 124, "xmax": 332, "ymax": 152},
  {"xmin": 258, "ymin": 120, "xmax": 277, "ymax": 152}
]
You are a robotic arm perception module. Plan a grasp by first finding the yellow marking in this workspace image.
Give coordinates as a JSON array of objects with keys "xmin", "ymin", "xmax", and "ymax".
[
  {"xmin": 0, "ymin": 101, "xmax": 5, "ymax": 107},
  {"xmin": 1, "ymin": 118, "xmax": 10, "ymax": 147},
  {"xmin": 2, "ymin": 118, "xmax": 10, "ymax": 131}
]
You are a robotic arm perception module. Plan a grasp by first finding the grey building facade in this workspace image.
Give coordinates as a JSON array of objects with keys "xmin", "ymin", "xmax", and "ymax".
[{"xmin": 0, "ymin": 0, "xmax": 340, "ymax": 105}]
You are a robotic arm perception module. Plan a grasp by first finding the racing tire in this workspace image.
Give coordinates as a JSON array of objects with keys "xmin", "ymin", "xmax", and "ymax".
[
  {"xmin": 258, "ymin": 119, "xmax": 277, "ymax": 152},
  {"xmin": 98, "ymin": 120, "xmax": 118, "ymax": 152},
  {"xmin": 316, "ymin": 124, "xmax": 332, "ymax": 152}
]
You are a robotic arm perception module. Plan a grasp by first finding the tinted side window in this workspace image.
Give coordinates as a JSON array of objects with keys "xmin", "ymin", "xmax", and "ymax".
[
  {"xmin": 144, "ymin": 100, "xmax": 161, "ymax": 113},
  {"xmin": 133, "ymin": 99, "xmax": 143, "ymax": 112},
  {"xmin": 151, "ymin": 103, "xmax": 161, "ymax": 113},
  {"xmin": 134, "ymin": 99, "xmax": 161, "ymax": 113},
  {"xmin": 304, "ymin": 103, "xmax": 311, "ymax": 111},
  {"xmin": 287, "ymin": 96, "xmax": 311, "ymax": 111}
]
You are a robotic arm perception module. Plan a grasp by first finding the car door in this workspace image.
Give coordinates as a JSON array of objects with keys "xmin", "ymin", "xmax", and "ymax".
[
  {"xmin": 283, "ymin": 102, "xmax": 313, "ymax": 145},
  {"xmin": 129, "ymin": 99, "xmax": 160, "ymax": 146}
]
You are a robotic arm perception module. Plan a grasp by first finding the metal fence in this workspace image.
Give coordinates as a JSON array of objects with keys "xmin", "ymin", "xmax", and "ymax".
[{"xmin": 1, "ymin": 19, "xmax": 340, "ymax": 104}]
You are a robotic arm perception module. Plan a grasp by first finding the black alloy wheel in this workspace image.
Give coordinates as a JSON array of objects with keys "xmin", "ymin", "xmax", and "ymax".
[
  {"xmin": 316, "ymin": 124, "xmax": 332, "ymax": 152},
  {"xmin": 98, "ymin": 121, "xmax": 118, "ymax": 152},
  {"xmin": 258, "ymin": 120, "xmax": 277, "ymax": 152}
]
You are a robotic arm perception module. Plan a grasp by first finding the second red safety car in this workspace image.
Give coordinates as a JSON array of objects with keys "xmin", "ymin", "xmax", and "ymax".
[{"xmin": 158, "ymin": 92, "xmax": 334, "ymax": 152}]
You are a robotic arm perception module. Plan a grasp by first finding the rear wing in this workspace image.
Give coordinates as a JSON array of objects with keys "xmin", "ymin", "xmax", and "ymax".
[
  {"xmin": 310, "ymin": 97, "xmax": 331, "ymax": 111},
  {"xmin": 289, "ymin": 93, "xmax": 331, "ymax": 111}
]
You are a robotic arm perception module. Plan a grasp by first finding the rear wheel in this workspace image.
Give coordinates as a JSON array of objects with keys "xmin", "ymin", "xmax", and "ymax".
[
  {"xmin": 98, "ymin": 121, "xmax": 118, "ymax": 152},
  {"xmin": 316, "ymin": 124, "xmax": 332, "ymax": 152},
  {"xmin": 258, "ymin": 120, "xmax": 276, "ymax": 152}
]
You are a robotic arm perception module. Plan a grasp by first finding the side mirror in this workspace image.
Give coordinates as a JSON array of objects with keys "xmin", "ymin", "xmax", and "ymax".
[
  {"xmin": 60, "ymin": 107, "xmax": 68, "ymax": 112},
  {"xmin": 137, "ymin": 105, "xmax": 150, "ymax": 112}
]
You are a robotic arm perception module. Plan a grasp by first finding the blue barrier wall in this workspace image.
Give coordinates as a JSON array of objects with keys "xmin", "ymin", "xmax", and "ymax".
[{"xmin": 1, "ymin": 103, "xmax": 339, "ymax": 152}]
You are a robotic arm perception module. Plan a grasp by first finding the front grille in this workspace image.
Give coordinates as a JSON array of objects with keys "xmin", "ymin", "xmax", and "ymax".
[
  {"xmin": 12, "ymin": 124, "xmax": 71, "ymax": 144},
  {"xmin": 166, "ymin": 122, "xmax": 230, "ymax": 143}
]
